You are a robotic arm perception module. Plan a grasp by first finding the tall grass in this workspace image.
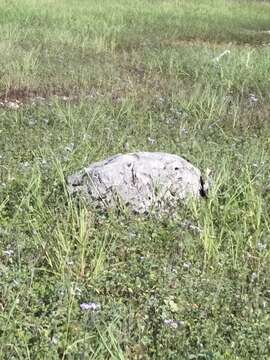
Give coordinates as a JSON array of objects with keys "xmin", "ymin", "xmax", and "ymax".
[{"xmin": 0, "ymin": 0, "xmax": 270, "ymax": 359}]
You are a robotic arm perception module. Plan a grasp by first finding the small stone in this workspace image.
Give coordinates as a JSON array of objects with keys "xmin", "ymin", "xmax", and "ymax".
[{"xmin": 6, "ymin": 101, "xmax": 20, "ymax": 110}]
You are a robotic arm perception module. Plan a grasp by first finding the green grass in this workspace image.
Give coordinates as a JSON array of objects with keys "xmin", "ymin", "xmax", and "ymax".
[{"xmin": 0, "ymin": 0, "xmax": 270, "ymax": 359}]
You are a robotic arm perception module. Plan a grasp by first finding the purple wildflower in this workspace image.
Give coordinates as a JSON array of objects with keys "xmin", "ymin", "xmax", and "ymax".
[
  {"xmin": 164, "ymin": 319, "xmax": 179, "ymax": 329},
  {"xmin": 164, "ymin": 319, "xmax": 185, "ymax": 330},
  {"xmin": 80, "ymin": 302, "xmax": 100, "ymax": 311}
]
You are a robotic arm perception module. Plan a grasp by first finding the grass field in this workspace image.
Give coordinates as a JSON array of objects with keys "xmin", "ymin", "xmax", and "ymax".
[{"xmin": 1, "ymin": 0, "xmax": 270, "ymax": 359}]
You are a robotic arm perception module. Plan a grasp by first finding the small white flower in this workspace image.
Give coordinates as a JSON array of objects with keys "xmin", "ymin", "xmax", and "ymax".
[
  {"xmin": 3, "ymin": 250, "xmax": 14, "ymax": 257},
  {"xmin": 249, "ymin": 94, "xmax": 258, "ymax": 103},
  {"xmin": 51, "ymin": 336, "xmax": 59, "ymax": 345},
  {"xmin": 28, "ymin": 120, "xmax": 37, "ymax": 126},
  {"xmin": 70, "ymin": 285, "xmax": 81, "ymax": 296},
  {"xmin": 183, "ymin": 261, "xmax": 192, "ymax": 270},
  {"xmin": 179, "ymin": 128, "xmax": 188, "ymax": 135},
  {"xmin": 157, "ymin": 96, "xmax": 165, "ymax": 103},
  {"xmin": 75, "ymin": 287, "xmax": 82, "ymax": 295},
  {"xmin": 251, "ymin": 272, "xmax": 257, "ymax": 282},
  {"xmin": 257, "ymin": 242, "xmax": 267, "ymax": 251},
  {"xmin": 65, "ymin": 143, "xmax": 74, "ymax": 152},
  {"xmin": 20, "ymin": 161, "xmax": 30, "ymax": 168},
  {"xmin": 148, "ymin": 137, "xmax": 156, "ymax": 144}
]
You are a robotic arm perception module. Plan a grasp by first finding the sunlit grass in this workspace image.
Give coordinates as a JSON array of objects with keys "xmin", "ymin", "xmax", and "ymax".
[{"xmin": 0, "ymin": 0, "xmax": 270, "ymax": 359}]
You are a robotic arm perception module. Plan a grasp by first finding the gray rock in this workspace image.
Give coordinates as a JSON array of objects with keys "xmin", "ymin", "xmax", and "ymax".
[{"xmin": 67, "ymin": 152, "xmax": 207, "ymax": 213}]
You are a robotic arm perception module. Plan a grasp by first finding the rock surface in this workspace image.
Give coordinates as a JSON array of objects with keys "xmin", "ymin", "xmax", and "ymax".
[{"xmin": 67, "ymin": 152, "xmax": 207, "ymax": 213}]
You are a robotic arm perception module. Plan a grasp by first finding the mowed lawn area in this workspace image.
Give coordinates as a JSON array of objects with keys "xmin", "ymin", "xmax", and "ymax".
[{"xmin": 0, "ymin": 0, "xmax": 270, "ymax": 359}]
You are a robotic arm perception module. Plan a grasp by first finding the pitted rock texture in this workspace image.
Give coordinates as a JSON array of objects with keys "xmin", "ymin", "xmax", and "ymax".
[{"xmin": 67, "ymin": 152, "xmax": 207, "ymax": 213}]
